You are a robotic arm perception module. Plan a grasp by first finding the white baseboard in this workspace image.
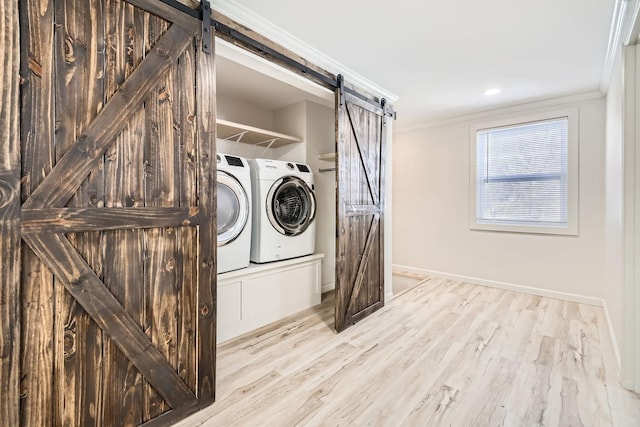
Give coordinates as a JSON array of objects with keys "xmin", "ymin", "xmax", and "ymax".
[
  {"xmin": 385, "ymin": 291, "xmax": 394, "ymax": 302},
  {"xmin": 602, "ymin": 300, "xmax": 623, "ymax": 371},
  {"xmin": 392, "ymin": 264, "xmax": 604, "ymax": 307},
  {"xmin": 321, "ymin": 282, "xmax": 335, "ymax": 293}
]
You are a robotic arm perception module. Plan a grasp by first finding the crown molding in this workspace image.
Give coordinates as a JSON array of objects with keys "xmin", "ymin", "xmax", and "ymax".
[
  {"xmin": 395, "ymin": 90, "xmax": 604, "ymax": 134},
  {"xmin": 601, "ymin": 0, "xmax": 640, "ymax": 94},
  {"xmin": 211, "ymin": 0, "xmax": 399, "ymax": 104}
]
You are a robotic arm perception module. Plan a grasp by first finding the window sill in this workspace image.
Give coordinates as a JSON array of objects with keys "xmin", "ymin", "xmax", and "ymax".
[{"xmin": 470, "ymin": 221, "xmax": 578, "ymax": 236}]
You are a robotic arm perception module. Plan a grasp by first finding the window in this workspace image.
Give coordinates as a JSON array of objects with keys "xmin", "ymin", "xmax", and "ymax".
[{"xmin": 470, "ymin": 108, "xmax": 578, "ymax": 235}]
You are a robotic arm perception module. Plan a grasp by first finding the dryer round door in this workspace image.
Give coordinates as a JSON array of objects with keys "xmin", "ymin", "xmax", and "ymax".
[
  {"xmin": 217, "ymin": 170, "xmax": 250, "ymax": 247},
  {"xmin": 267, "ymin": 176, "xmax": 316, "ymax": 236}
]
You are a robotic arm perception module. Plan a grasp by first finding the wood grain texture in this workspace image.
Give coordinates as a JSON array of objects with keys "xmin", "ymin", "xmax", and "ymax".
[
  {"xmin": 175, "ymin": 38, "xmax": 198, "ymax": 397},
  {"xmin": 21, "ymin": 207, "xmax": 200, "ymax": 234},
  {"xmin": 176, "ymin": 280, "xmax": 640, "ymax": 427},
  {"xmin": 195, "ymin": 26, "xmax": 217, "ymax": 403},
  {"xmin": 142, "ymin": 15, "xmax": 177, "ymax": 421},
  {"xmin": 17, "ymin": 0, "xmax": 216, "ymax": 425},
  {"xmin": 124, "ymin": 0, "xmax": 197, "ymax": 30},
  {"xmin": 101, "ymin": 3, "xmax": 147, "ymax": 424},
  {"xmin": 23, "ymin": 22, "xmax": 195, "ymax": 210},
  {"xmin": 18, "ymin": 0, "xmax": 56, "ymax": 423},
  {"xmin": 23, "ymin": 233, "xmax": 197, "ymax": 408},
  {"xmin": 335, "ymin": 80, "xmax": 386, "ymax": 332},
  {"xmin": 0, "ymin": 2, "xmax": 21, "ymax": 425},
  {"xmin": 52, "ymin": 1, "xmax": 106, "ymax": 423}
]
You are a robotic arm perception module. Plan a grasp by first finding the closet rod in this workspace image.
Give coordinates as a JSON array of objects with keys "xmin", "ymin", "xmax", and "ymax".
[{"xmin": 319, "ymin": 168, "xmax": 336, "ymax": 173}]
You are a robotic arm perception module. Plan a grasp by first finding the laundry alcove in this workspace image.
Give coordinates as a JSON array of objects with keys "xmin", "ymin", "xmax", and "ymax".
[{"xmin": 3, "ymin": 0, "xmax": 394, "ymax": 425}]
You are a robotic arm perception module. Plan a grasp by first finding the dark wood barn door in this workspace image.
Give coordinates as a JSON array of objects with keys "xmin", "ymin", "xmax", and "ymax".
[
  {"xmin": 335, "ymin": 78, "xmax": 388, "ymax": 332},
  {"xmin": 17, "ymin": 0, "xmax": 216, "ymax": 425}
]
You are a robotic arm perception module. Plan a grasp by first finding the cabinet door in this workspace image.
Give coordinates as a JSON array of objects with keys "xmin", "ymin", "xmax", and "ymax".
[
  {"xmin": 335, "ymin": 78, "xmax": 387, "ymax": 332},
  {"xmin": 18, "ymin": 1, "xmax": 217, "ymax": 425}
]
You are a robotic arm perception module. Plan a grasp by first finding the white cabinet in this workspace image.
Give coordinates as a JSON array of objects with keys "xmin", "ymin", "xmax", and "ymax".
[{"xmin": 217, "ymin": 254, "xmax": 323, "ymax": 343}]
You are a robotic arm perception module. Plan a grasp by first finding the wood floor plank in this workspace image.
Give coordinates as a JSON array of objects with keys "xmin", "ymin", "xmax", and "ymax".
[{"xmin": 174, "ymin": 278, "xmax": 640, "ymax": 427}]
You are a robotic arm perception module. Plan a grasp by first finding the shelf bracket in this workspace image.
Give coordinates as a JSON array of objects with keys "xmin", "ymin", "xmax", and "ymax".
[
  {"xmin": 258, "ymin": 138, "xmax": 279, "ymax": 156},
  {"xmin": 224, "ymin": 130, "xmax": 248, "ymax": 142}
]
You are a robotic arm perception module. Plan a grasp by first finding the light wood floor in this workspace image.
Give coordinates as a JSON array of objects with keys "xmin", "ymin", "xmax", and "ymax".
[
  {"xmin": 176, "ymin": 277, "xmax": 640, "ymax": 426},
  {"xmin": 392, "ymin": 271, "xmax": 430, "ymax": 296}
]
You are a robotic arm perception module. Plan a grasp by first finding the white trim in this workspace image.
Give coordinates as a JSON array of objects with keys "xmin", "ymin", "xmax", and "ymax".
[
  {"xmin": 211, "ymin": 0, "xmax": 399, "ymax": 104},
  {"xmin": 622, "ymin": 44, "xmax": 640, "ymax": 393},
  {"xmin": 395, "ymin": 91, "xmax": 603, "ymax": 134},
  {"xmin": 601, "ymin": 0, "xmax": 640, "ymax": 94},
  {"xmin": 623, "ymin": 0, "xmax": 640, "ymax": 45},
  {"xmin": 321, "ymin": 282, "xmax": 335, "ymax": 293},
  {"xmin": 603, "ymin": 299, "xmax": 623, "ymax": 371},
  {"xmin": 392, "ymin": 264, "xmax": 604, "ymax": 307},
  {"xmin": 385, "ymin": 291, "xmax": 394, "ymax": 302},
  {"xmin": 601, "ymin": 0, "xmax": 629, "ymax": 93},
  {"xmin": 216, "ymin": 38, "xmax": 334, "ymax": 103},
  {"xmin": 218, "ymin": 253, "xmax": 324, "ymax": 281}
]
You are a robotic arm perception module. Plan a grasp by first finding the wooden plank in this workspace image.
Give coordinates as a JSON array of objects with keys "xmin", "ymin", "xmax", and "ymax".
[
  {"xmin": 52, "ymin": 1, "xmax": 107, "ymax": 423},
  {"xmin": 140, "ymin": 399, "xmax": 212, "ymax": 427},
  {"xmin": 195, "ymin": 29, "xmax": 217, "ymax": 402},
  {"xmin": 334, "ymin": 83, "xmax": 348, "ymax": 333},
  {"xmin": 345, "ymin": 216, "xmax": 379, "ymax": 319},
  {"xmin": 217, "ymin": 119, "xmax": 303, "ymax": 147},
  {"xmin": 142, "ymin": 15, "xmax": 178, "ymax": 421},
  {"xmin": 377, "ymin": 106, "xmax": 387, "ymax": 308},
  {"xmin": 174, "ymin": 41, "xmax": 198, "ymax": 395},
  {"xmin": 21, "ymin": 207, "xmax": 200, "ymax": 234},
  {"xmin": 23, "ymin": 23, "xmax": 195, "ymax": 210},
  {"xmin": 345, "ymin": 205, "xmax": 382, "ymax": 216},
  {"xmin": 18, "ymin": 0, "xmax": 56, "ymax": 424},
  {"xmin": 0, "ymin": 175, "xmax": 20, "ymax": 425},
  {"xmin": 102, "ymin": 4, "xmax": 148, "ymax": 423},
  {"xmin": 346, "ymin": 101, "xmax": 379, "ymax": 205},
  {"xmin": 23, "ymin": 233, "xmax": 198, "ymax": 409},
  {"xmin": 124, "ymin": 0, "xmax": 197, "ymax": 30}
]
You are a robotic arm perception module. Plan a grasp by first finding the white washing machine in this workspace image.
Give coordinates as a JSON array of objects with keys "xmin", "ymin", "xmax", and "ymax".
[
  {"xmin": 217, "ymin": 153, "xmax": 252, "ymax": 274},
  {"xmin": 249, "ymin": 159, "xmax": 316, "ymax": 263}
]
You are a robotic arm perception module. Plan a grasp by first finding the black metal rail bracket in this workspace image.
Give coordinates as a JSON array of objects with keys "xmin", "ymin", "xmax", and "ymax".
[{"xmin": 201, "ymin": 0, "xmax": 212, "ymax": 54}]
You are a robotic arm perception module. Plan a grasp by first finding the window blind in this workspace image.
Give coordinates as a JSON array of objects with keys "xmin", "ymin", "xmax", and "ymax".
[{"xmin": 475, "ymin": 117, "xmax": 569, "ymax": 226}]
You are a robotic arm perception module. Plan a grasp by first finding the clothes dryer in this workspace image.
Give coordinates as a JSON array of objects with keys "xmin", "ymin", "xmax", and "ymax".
[
  {"xmin": 217, "ymin": 153, "xmax": 252, "ymax": 274},
  {"xmin": 249, "ymin": 159, "xmax": 316, "ymax": 263}
]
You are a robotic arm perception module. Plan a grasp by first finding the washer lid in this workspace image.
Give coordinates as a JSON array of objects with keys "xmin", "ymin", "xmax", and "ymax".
[
  {"xmin": 217, "ymin": 170, "xmax": 250, "ymax": 247},
  {"xmin": 267, "ymin": 176, "xmax": 316, "ymax": 236}
]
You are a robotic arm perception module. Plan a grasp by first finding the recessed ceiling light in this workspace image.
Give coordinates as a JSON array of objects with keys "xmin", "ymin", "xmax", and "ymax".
[{"xmin": 484, "ymin": 88, "xmax": 502, "ymax": 96}]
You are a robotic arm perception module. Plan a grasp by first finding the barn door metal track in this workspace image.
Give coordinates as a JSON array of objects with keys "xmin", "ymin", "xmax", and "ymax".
[{"xmin": 155, "ymin": 0, "xmax": 395, "ymax": 117}]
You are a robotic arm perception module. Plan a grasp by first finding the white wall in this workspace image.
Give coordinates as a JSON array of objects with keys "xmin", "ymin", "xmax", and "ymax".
[
  {"xmin": 393, "ymin": 96, "xmax": 607, "ymax": 302},
  {"xmin": 305, "ymin": 101, "xmax": 336, "ymax": 291},
  {"xmin": 605, "ymin": 46, "xmax": 624, "ymax": 364},
  {"xmin": 274, "ymin": 101, "xmax": 307, "ymax": 163},
  {"xmin": 217, "ymin": 94, "xmax": 275, "ymax": 129},
  {"xmin": 217, "ymin": 95, "xmax": 278, "ymax": 159}
]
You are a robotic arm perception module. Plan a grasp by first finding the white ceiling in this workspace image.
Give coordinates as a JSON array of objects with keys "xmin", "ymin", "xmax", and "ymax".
[{"xmin": 223, "ymin": 0, "xmax": 616, "ymax": 129}]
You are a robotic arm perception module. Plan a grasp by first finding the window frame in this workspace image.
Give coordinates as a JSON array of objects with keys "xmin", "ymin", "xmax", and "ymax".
[{"xmin": 469, "ymin": 107, "xmax": 579, "ymax": 235}]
